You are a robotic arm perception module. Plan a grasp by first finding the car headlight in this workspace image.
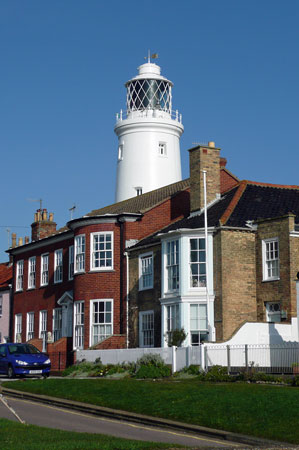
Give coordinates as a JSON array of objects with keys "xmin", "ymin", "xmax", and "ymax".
[
  {"xmin": 16, "ymin": 360, "xmax": 28, "ymax": 366},
  {"xmin": 44, "ymin": 358, "xmax": 51, "ymax": 364}
]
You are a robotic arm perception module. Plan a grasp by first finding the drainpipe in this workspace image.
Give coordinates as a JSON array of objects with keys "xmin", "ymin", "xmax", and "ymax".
[
  {"xmin": 124, "ymin": 251, "xmax": 129, "ymax": 348},
  {"xmin": 296, "ymin": 280, "xmax": 299, "ymax": 341}
]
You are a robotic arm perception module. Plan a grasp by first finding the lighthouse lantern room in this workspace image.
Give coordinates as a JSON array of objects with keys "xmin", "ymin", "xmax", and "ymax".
[{"xmin": 114, "ymin": 56, "xmax": 184, "ymax": 202}]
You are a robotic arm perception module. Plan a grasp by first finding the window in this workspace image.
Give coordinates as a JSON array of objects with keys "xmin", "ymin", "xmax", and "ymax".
[
  {"xmin": 90, "ymin": 299, "xmax": 113, "ymax": 346},
  {"xmin": 54, "ymin": 249, "xmax": 63, "ymax": 283},
  {"xmin": 69, "ymin": 245, "xmax": 74, "ymax": 280},
  {"xmin": 75, "ymin": 235, "xmax": 85, "ymax": 273},
  {"xmin": 266, "ymin": 302, "xmax": 281, "ymax": 323},
  {"xmin": 118, "ymin": 144, "xmax": 124, "ymax": 161},
  {"xmin": 39, "ymin": 310, "xmax": 47, "ymax": 340},
  {"xmin": 262, "ymin": 238, "xmax": 279, "ymax": 281},
  {"xmin": 28, "ymin": 256, "xmax": 36, "ymax": 289},
  {"xmin": 139, "ymin": 253, "xmax": 153, "ymax": 290},
  {"xmin": 166, "ymin": 304, "xmax": 179, "ymax": 342},
  {"xmin": 0, "ymin": 295, "xmax": 2, "ymax": 316},
  {"xmin": 166, "ymin": 240, "xmax": 179, "ymax": 291},
  {"xmin": 16, "ymin": 260, "xmax": 24, "ymax": 291},
  {"xmin": 15, "ymin": 314, "xmax": 22, "ymax": 342},
  {"xmin": 135, "ymin": 187, "xmax": 142, "ymax": 196},
  {"xmin": 91, "ymin": 232, "xmax": 113, "ymax": 270},
  {"xmin": 26, "ymin": 312, "xmax": 34, "ymax": 341},
  {"xmin": 158, "ymin": 142, "xmax": 167, "ymax": 156},
  {"xmin": 53, "ymin": 308, "xmax": 62, "ymax": 341},
  {"xmin": 74, "ymin": 301, "xmax": 84, "ymax": 349},
  {"xmin": 190, "ymin": 304, "xmax": 208, "ymax": 345},
  {"xmin": 139, "ymin": 311, "xmax": 154, "ymax": 347},
  {"xmin": 190, "ymin": 238, "xmax": 206, "ymax": 288},
  {"xmin": 41, "ymin": 253, "xmax": 49, "ymax": 286}
]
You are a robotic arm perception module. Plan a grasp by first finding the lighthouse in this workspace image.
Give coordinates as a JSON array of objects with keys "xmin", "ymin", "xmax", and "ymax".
[{"xmin": 114, "ymin": 57, "xmax": 184, "ymax": 202}]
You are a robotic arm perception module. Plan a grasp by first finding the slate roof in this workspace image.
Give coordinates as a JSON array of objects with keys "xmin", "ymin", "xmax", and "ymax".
[
  {"xmin": 129, "ymin": 181, "xmax": 299, "ymax": 250},
  {"xmin": 0, "ymin": 262, "xmax": 12, "ymax": 290}
]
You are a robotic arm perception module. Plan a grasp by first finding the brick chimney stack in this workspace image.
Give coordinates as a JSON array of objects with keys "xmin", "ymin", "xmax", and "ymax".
[
  {"xmin": 189, "ymin": 142, "xmax": 221, "ymax": 213},
  {"xmin": 31, "ymin": 209, "xmax": 57, "ymax": 241}
]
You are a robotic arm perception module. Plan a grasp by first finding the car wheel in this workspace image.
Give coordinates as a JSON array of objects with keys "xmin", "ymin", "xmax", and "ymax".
[{"xmin": 7, "ymin": 365, "xmax": 15, "ymax": 379}]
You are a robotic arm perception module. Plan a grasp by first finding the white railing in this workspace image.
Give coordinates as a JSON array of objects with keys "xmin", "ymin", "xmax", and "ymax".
[
  {"xmin": 115, "ymin": 108, "xmax": 183, "ymax": 124},
  {"xmin": 204, "ymin": 343, "xmax": 299, "ymax": 374}
]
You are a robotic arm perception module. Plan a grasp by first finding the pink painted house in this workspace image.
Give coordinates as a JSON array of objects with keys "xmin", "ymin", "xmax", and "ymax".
[{"xmin": 0, "ymin": 262, "xmax": 12, "ymax": 343}]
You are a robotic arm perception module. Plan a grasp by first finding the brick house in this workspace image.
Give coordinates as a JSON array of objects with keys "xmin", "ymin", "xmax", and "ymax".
[
  {"xmin": 8, "ymin": 142, "xmax": 299, "ymax": 367},
  {"xmin": 128, "ymin": 143, "xmax": 299, "ymax": 347},
  {"xmin": 0, "ymin": 262, "xmax": 12, "ymax": 343}
]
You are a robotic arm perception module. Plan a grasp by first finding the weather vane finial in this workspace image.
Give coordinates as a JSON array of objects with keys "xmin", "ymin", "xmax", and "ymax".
[{"xmin": 144, "ymin": 50, "xmax": 159, "ymax": 63}]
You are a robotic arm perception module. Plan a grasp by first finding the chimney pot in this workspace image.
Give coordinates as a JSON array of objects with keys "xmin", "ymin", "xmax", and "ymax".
[
  {"xmin": 208, "ymin": 141, "xmax": 215, "ymax": 148},
  {"xmin": 18, "ymin": 237, "xmax": 23, "ymax": 246},
  {"xmin": 49, "ymin": 213, "xmax": 54, "ymax": 222},
  {"xmin": 42, "ymin": 209, "xmax": 47, "ymax": 221},
  {"xmin": 25, "ymin": 236, "xmax": 30, "ymax": 244}
]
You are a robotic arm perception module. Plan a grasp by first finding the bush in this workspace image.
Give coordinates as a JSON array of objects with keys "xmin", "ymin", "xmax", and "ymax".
[
  {"xmin": 198, "ymin": 365, "xmax": 232, "ymax": 382},
  {"xmin": 165, "ymin": 328, "xmax": 187, "ymax": 347},
  {"xmin": 133, "ymin": 353, "xmax": 171, "ymax": 379}
]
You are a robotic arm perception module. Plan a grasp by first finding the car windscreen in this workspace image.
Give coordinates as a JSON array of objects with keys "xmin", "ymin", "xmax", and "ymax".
[{"xmin": 8, "ymin": 344, "xmax": 41, "ymax": 355}]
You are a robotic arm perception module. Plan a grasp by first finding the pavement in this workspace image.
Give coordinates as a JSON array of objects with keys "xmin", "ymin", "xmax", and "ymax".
[{"xmin": 0, "ymin": 384, "xmax": 296, "ymax": 449}]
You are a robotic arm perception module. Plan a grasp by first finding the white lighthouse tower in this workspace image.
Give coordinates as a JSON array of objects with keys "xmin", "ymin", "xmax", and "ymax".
[{"xmin": 114, "ymin": 56, "xmax": 184, "ymax": 202}]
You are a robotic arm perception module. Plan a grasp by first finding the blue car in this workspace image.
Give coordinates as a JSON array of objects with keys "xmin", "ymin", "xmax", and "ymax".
[{"xmin": 0, "ymin": 343, "xmax": 51, "ymax": 378}]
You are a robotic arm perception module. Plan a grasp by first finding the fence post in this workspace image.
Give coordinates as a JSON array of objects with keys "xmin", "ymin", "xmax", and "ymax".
[
  {"xmin": 245, "ymin": 344, "xmax": 248, "ymax": 372},
  {"xmin": 227, "ymin": 345, "xmax": 231, "ymax": 374},
  {"xmin": 202, "ymin": 344, "xmax": 207, "ymax": 371},
  {"xmin": 172, "ymin": 346, "xmax": 177, "ymax": 373},
  {"xmin": 187, "ymin": 346, "xmax": 191, "ymax": 368}
]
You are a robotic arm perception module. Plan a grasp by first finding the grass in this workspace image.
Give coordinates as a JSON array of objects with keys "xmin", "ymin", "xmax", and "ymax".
[
  {"xmin": 3, "ymin": 378, "xmax": 299, "ymax": 444},
  {"xmin": 0, "ymin": 418, "xmax": 175, "ymax": 450}
]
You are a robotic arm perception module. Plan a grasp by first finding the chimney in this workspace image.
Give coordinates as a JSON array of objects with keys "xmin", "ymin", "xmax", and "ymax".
[
  {"xmin": 189, "ymin": 142, "xmax": 221, "ymax": 213},
  {"xmin": 31, "ymin": 209, "xmax": 57, "ymax": 241},
  {"xmin": 11, "ymin": 233, "xmax": 17, "ymax": 248},
  {"xmin": 25, "ymin": 236, "xmax": 30, "ymax": 244},
  {"xmin": 18, "ymin": 237, "xmax": 23, "ymax": 246}
]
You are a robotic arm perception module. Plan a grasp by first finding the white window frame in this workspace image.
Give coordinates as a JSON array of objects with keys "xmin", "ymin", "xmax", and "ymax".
[
  {"xmin": 190, "ymin": 303, "xmax": 208, "ymax": 346},
  {"xmin": 39, "ymin": 310, "xmax": 47, "ymax": 339},
  {"xmin": 74, "ymin": 234, "xmax": 85, "ymax": 273},
  {"xmin": 118, "ymin": 144, "xmax": 124, "ymax": 161},
  {"xmin": 73, "ymin": 301, "xmax": 84, "ymax": 350},
  {"xmin": 89, "ymin": 299, "xmax": 113, "ymax": 347},
  {"xmin": 26, "ymin": 312, "xmax": 34, "ymax": 341},
  {"xmin": 165, "ymin": 240, "xmax": 179, "ymax": 293},
  {"xmin": 16, "ymin": 260, "xmax": 24, "ymax": 292},
  {"xmin": 28, "ymin": 256, "xmax": 36, "ymax": 289},
  {"xmin": 15, "ymin": 314, "xmax": 22, "ymax": 342},
  {"xmin": 189, "ymin": 238, "xmax": 206, "ymax": 288},
  {"xmin": 139, "ymin": 310, "xmax": 154, "ymax": 348},
  {"xmin": 262, "ymin": 238, "xmax": 279, "ymax": 281},
  {"xmin": 139, "ymin": 252, "xmax": 153, "ymax": 290},
  {"xmin": 41, "ymin": 253, "xmax": 49, "ymax": 286},
  {"xmin": 69, "ymin": 245, "xmax": 74, "ymax": 280},
  {"xmin": 158, "ymin": 141, "xmax": 167, "ymax": 156},
  {"xmin": 54, "ymin": 249, "xmax": 63, "ymax": 283},
  {"xmin": 90, "ymin": 232, "xmax": 113, "ymax": 271},
  {"xmin": 53, "ymin": 308, "xmax": 62, "ymax": 341}
]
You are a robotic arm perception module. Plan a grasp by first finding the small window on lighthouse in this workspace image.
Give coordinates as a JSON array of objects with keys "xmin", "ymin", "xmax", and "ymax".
[
  {"xmin": 118, "ymin": 144, "xmax": 124, "ymax": 161},
  {"xmin": 158, "ymin": 142, "xmax": 167, "ymax": 156},
  {"xmin": 135, "ymin": 187, "xmax": 143, "ymax": 196}
]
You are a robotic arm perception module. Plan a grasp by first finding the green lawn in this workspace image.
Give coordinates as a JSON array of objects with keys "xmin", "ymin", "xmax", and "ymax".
[
  {"xmin": 0, "ymin": 418, "xmax": 175, "ymax": 450},
  {"xmin": 3, "ymin": 378, "xmax": 299, "ymax": 444}
]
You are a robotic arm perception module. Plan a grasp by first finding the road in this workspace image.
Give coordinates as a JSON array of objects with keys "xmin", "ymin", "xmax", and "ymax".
[{"xmin": 0, "ymin": 394, "xmax": 242, "ymax": 448}]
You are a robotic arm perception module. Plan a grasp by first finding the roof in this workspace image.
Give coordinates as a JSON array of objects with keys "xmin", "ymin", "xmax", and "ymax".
[
  {"xmin": 130, "ymin": 181, "xmax": 299, "ymax": 250},
  {"xmin": 0, "ymin": 262, "xmax": 12, "ymax": 290},
  {"xmin": 86, "ymin": 179, "xmax": 190, "ymax": 216}
]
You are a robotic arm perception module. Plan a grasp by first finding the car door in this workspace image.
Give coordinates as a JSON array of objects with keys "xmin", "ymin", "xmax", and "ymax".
[{"xmin": 0, "ymin": 345, "xmax": 8, "ymax": 374}]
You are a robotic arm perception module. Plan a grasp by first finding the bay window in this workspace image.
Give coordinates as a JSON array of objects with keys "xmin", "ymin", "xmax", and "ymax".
[
  {"xmin": 91, "ymin": 232, "xmax": 113, "ymax": 270},
  {"xmin": 75, "ymin": 235, "xmax": 85, "ymax": 273},
  {"xmin": 190, "ymin": 304, "xmax": 208, "ymax": 345},
  {"xmin": 74, "ymin": 301, "xmax": 84, "ymax": 349},
  {"xmin": 190, "ymin": 238, "xmax": 206, "ymax": 288},
  {"xmin": 166, "ymin": 240, "xmax": 179, "ymax": 291}
]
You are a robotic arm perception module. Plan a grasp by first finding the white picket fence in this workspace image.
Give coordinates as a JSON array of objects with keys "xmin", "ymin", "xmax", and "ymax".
[
  {"xmin": 77, "ymin": 346, "xmax": 202, "ymax": 373},
  {"xmin": 77, "ymin": 342, "xmax": 299, "ymax": 374}
]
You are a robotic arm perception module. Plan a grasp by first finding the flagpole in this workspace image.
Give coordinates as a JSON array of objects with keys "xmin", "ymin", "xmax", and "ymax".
[{"xmin": 202, "ymin": 170, "xmax": 210, "ymax": 341}]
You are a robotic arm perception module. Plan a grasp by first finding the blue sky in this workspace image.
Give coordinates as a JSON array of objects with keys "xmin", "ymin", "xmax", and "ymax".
[{"xmin": 0, "ymin": 0, "xmax": 298, "ymax": 260}]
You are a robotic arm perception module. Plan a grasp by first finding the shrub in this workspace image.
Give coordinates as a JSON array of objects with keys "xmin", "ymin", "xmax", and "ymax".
[
  {"xmin": 133, "ymin": 353, "xmax": 171, "ymax": 378},
  {"xmin": 198, "ymin": 365, "xmax": 232, "ymax": 382},
  {"xmin": 165, "ymin": 328, "xmax": 187, "ymax": 347}
]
